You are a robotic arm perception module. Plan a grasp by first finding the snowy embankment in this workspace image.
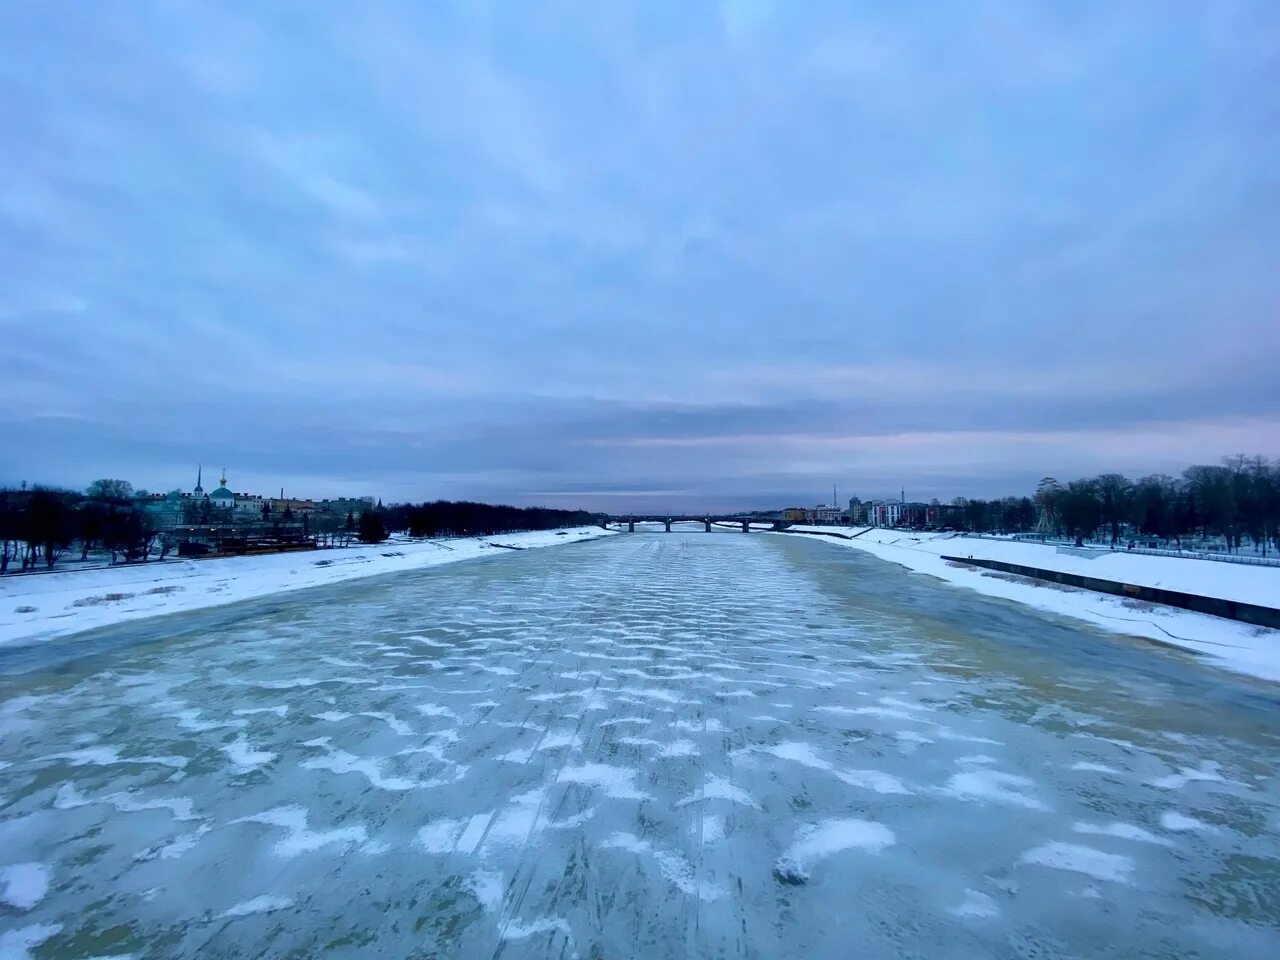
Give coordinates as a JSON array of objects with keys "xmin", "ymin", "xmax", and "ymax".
[
  {"xmin": 783, "ymin": 527, "xmax": 1280, "ymax": 683},
  {"xmin": 0, "ymin": 528, "xmax": 613, "ymax": 649}
]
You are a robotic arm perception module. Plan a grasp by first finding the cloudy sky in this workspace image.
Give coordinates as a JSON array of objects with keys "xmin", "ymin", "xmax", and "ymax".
[{"xmin": 1, "ymin": 1, "xmax": 1277, "ymax": 512}]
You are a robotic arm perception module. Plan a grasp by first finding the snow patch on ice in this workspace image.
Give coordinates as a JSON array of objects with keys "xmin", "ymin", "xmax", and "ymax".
[
  {"xmin": 0, "ymin": 862, "xmax": 50, "ymax": 910},
  {"xmin": 760, "ymin": 742, "xmax": 909, "ymax": 794},
  {"xmin": 55, "ymin": 784, "xmax": 197, "ymax": 821},
  {"xmin": 678, "ymin": 775, "xmax": 758, "ymax": 808},
  {"xmin": 233, "ymin": 805, "xmax": 367, "ymax": 857},
  {"xmin": 1019, "ymin": 842, "xmax": 1134, "ymax": 883},
  {"xmin": 466, "ymin": 870, "xmax": 504, "ymax": 912},
  {"xmin": 45, "ymin": 746, "xmax": 187, "ymax": 769},
  {"xmin": 944, "ymin": 770, "xmax": 1046, "ymax": 811},
  {"xmin": 221, "ymin": 895, "xmax": 293, "ymax": 918},
  {"xmin": 1160, "ymin": 810, "xmax": 1212, "ymax": 832},
  {"xmin": 1147, "ymin": 761, "xmax": 1226, "ymax": 790},
  {"xmin": 602, "ymin": 832, "xmax": 724, "ymax": 901},
  {"xmin": 950, "ymin": 888, "xmax": 999, "ymax": 919},
  {"xmin": 301, "ymin": 743, "xmax": 423, "ymax": 791},
  {"xmin": 1071, "ymin": 761, "xmax": 1123, "ymax": 775},
  {"xmin": 557, "ymin": 763, "xmax": 650, "ymax": 800},
  {"xmin": 502, "ymin": 917, "xmax": 572, "ymax": 941},
  {"xmin": 658, "ymin": 739, "xmax": 699, "ymax": 758},
  {"xmin": 417, "ymin": 818, "xmax": 465, "ymax": 853},
  {"xmin": 233, "ymin": 705, "xmax": 288, "ymax": 718},
  {"xmin": 484, "ymin": 789, "xmax": 548, "ymax": 848},
  {"xmin": 0, "ymin": 923, "xmax": 62, "ymax": 960},
  {"xmin": 774, "ymin": 819, "xmax": 895, "ymax": 882},
  {"xmin": 673, "ymin": 718, "xmax": 727, "ymax": 734},
  {"xmin": 933, "ymin": 728, "xmax": 1002, "ymax": 745},
  {"xmin": 133, "ymin": 825, "xmax": 212, "ymax": 862},
  {"xmin": 700, "ymin": 813, "xmax": 726, "ymax": 845},
  {"xmin": 415, "ymin": 703, "xmax": 458, "ymax": 720},
  {"xmin": 1073, "ymin": 820, "xmax": 1173, "ymax": 846},
  {"xmin": 221, "ymin": 736, "xmax": 276, "ymax": 771}
]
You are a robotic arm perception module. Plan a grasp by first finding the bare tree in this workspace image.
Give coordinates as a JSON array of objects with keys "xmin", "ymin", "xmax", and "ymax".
[
  {"xmin": 1094, "ymin": 474, "xmax": 1132, "ymax": 546},
  {"xmin": 86, "ymin": 479, "xmax": 134, "ymax": 501},
  {"xmin": 0, "ymin": 494, "xmax": 20, "ymax": 574}
]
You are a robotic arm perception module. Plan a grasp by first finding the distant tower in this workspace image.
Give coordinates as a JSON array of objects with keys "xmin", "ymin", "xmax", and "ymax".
[
  {"xmin": 901, "ymin": 486, "xmax": 905, "ymax": 503},
  {"xmin": 194, "ymin": 464, "xmax": 204, "ymax": 496}
]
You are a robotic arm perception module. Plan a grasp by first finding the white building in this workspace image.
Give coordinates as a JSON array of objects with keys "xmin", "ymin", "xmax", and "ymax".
[{"xmin": 866, "ymin": 499, "xmax": 904, "ymax": 527}]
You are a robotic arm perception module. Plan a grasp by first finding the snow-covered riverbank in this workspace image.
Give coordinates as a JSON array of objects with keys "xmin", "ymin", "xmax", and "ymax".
[
  {"xmin": 782, "ymin": 527, "xmax": 1280, "ymax": 683},
  {"xmin": 0, "ymin": 528, "xmax": 613, "ymax": 649}
]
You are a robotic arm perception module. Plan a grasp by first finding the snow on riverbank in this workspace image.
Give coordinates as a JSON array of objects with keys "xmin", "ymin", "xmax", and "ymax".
[
  {"xmin": 783, "ymin": 527, "xmax": 1280, "ymax": 683},
  {"xmin": 0, "ymin": 528, "xmax": 613, "ymax": 649}
]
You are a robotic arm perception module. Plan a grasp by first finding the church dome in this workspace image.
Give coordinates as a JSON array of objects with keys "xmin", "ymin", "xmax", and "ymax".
[{"xmin": 209, "ymin": 468, "xmax": 234, "ymax": 499}]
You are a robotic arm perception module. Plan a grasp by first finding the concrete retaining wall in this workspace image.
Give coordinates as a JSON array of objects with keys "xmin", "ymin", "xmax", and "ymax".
[{"xmin": 942, "ymin": 556, "xmax": 1280, "ymax": 630}]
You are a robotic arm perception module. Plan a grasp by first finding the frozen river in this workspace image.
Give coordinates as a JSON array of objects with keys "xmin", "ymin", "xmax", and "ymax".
[{"xmin": 2, "ymin": 532, "xmax": 1278, "ymax": 958}]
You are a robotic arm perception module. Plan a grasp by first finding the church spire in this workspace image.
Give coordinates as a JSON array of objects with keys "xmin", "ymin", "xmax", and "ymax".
[{"xmin": 194, "ymin": 464, "xmax": 204, "ymax": 495}]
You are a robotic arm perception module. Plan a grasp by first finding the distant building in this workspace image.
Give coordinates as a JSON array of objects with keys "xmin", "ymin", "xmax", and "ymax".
[
  {"xmin": 176, "ymin": 466, "xmax": 373, "ymax": 525},
  {"xmin": 847, "ymin": 496, "xmax": 864, "ymax": 525},
  {"xmin": 925, "ymin": 503, "xmax": 964, "ymax": 528},
  {"xmin": 806, "ymin": 504, "xmax": 843, "ymax": 525},
  {"xmin": 901, "ymin": 502, "xmax": 928, "ymax": 527},
  {"xmin": 209, "ymin": 468, "xmax": 237, "ymax": 512},
  {"xmin": 315, "ymin": 497, "xmax": 373, "ymax": 518},
  {"xmin": 866, "ymin": 499, "xmax": 903, "ymax": 527},
  {"xmin": 782, "ymin": 507, "xmax": 808, "ymax": 524}
]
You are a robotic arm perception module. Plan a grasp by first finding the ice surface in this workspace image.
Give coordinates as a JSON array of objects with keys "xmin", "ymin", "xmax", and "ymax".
[
  {"xmin": 2, "ymin": 530, "xmax": 1277, "ymax": 959},
  {"xmin": 785, "ymin": 526, "xmax": 1280, "ymax": 682},
  {"xmin": 0, "ymin": 528, "xmax": 613, "ymax": 649}
]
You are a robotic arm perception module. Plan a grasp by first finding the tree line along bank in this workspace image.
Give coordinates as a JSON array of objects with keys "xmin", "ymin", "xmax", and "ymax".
[
  {"xmin": 849, "ymin": 455, "xmax": 1279, "ymax": 555},
  {"xmin": 0, "ymin": 482, "xmax": 603, "ymax": 574}
]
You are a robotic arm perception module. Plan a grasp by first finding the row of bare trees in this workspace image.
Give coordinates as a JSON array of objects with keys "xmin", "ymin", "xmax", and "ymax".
[
  {"xmin": 0, "ymin": 487, "xmax": 165, "ymax": 573},
  {"xmin": 377, "ymin": 500, "xmax": 600, "ymax": 538},
  {"xmin": 1031, "ymin": 455, "xmax": 1280, "ymax": 551}
]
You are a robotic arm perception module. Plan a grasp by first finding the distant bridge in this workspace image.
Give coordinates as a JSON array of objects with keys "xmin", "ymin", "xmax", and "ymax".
[{"xmin": 602, "ymin": 514, "xmax": 784, "ymax": 534}]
